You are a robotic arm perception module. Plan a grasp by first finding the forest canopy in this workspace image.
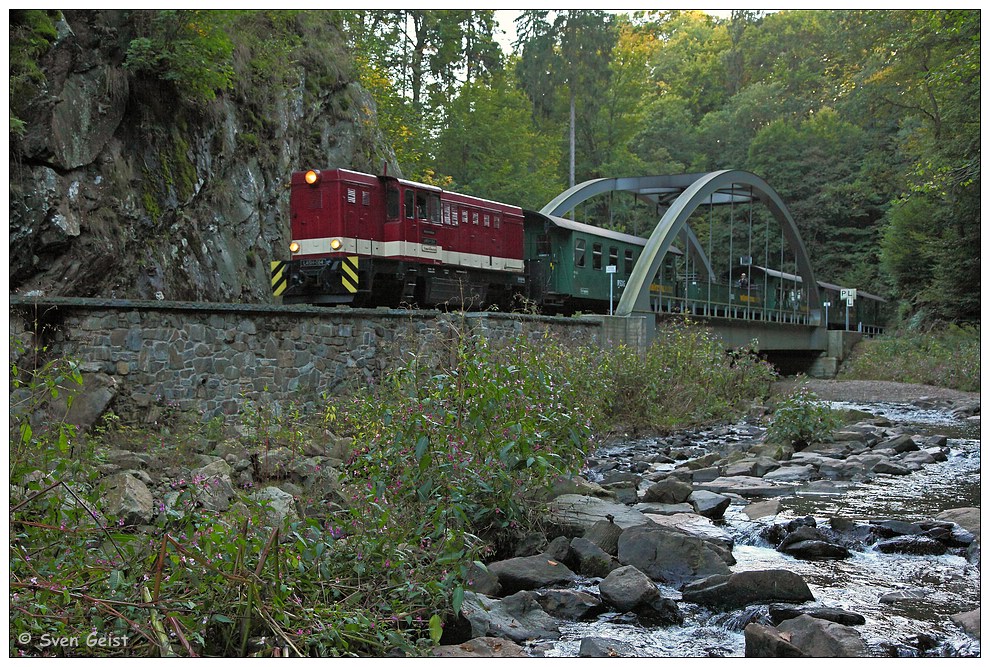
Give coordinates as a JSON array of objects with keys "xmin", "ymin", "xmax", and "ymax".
[{"xmin": 342, "ymin": 9, "xmax": 979, "ymax": 326}]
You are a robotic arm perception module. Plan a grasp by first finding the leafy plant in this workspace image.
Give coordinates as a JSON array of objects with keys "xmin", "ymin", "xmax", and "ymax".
[
  {"xmin": 124, "ymin": 10, "xmax": 235, "ymax": 104},
  {"xmin": 764, "ymin": 388, "xmax": 840, "ymax": 448}
]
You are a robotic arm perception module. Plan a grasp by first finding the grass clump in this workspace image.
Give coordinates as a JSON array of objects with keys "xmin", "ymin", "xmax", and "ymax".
[{"xmin": 839, "ymin": 324, "xmax": 980, "ymax": 392}]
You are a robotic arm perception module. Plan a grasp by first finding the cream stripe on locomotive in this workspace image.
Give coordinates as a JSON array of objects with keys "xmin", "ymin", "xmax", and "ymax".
[{"xmin": 294, "ymin": 236, "xmax": 525, "ymax": 272}]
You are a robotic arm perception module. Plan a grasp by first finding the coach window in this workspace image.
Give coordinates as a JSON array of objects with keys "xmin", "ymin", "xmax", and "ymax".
[
  {"xmin": 609, "ymin": 246, "xmax": 618, "ymax": 269},
  {"xmin": 574, "ymin": 238, "xmax": 586, "ymax": 268},
  {"xmin": 624, "ymin": 249, "xmax": 634, "ymax": 274},
  {"xmin": 386, "ymin": 185, "xmax": 400, "ymax": 219},
  {"xmin": 593, "ymin": 243, "xmax": 603, "ymax": 270},
  {"xmin": 430, "ymin": 193, "xmax": 441, "ymax": 223},
  {"xmin": 405, "ymin": 190, "xmax": 415, "ymax": 219}
]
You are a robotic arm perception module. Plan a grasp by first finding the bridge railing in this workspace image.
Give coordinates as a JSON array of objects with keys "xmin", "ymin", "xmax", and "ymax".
[{"xmin": 645, "ymin": 279, "xmax": 813, "ymax": 326}]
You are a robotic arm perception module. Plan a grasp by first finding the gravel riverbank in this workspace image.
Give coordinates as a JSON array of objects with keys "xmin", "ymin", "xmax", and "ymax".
[{"xmin": 773, "ymin": 378, "xmax": 981, "ymax": 405}]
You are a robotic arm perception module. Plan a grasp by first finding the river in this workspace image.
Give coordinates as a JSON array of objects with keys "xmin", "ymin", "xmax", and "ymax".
[{"xmin": 544, "ymin": 399, "xmax": 981, "ymax": 658}]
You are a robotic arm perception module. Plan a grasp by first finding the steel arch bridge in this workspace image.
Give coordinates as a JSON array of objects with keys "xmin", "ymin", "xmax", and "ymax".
[{"xmin": 540, "ymin": 170, "xmax": 828, "ymax": 352}]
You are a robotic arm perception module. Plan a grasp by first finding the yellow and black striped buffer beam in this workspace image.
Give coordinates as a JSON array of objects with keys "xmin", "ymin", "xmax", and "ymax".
[
  {"xmin": 271, "ymin": 261, "xmax": 288, "ymax": 296},
  {"xmin": 341, "ymin": 256, "xmax": 359, "ymax": 293}
]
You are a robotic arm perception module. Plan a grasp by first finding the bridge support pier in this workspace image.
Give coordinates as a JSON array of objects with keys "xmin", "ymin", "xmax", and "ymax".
[
  {"xmin": 597, "ymin": 315, "xmax": 652, "ymax": 349},
  {"xmin": 808, "ymin": 330, "xmax": 863, "ymax": 378}
]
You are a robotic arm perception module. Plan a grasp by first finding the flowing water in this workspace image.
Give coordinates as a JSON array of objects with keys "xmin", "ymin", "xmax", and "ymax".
[{"xmin": 544, "ymin": 401, "xmax": 981, "ymax": 658}]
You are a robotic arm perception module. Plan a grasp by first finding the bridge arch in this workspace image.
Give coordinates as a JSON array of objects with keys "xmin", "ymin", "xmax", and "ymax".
[{"xmin": 540, "ymin": 170, "xmax": 821, "ymax": 321}]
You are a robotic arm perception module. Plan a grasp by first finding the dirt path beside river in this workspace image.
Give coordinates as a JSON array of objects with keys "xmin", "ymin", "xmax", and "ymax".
[{"xmin": 772, "ymin": 378, "xmax": 981, "ymax": 405}]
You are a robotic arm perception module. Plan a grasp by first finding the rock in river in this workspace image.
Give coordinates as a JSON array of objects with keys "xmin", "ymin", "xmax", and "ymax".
[{"xmin": 681, "ymin": 569, "xmax": 814, "ymax": 609}]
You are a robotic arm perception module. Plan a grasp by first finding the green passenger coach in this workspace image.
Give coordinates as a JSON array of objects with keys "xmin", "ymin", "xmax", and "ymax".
[{"xmin": 522, "ymin": 211, "xmax": 681, "ymax": 315}]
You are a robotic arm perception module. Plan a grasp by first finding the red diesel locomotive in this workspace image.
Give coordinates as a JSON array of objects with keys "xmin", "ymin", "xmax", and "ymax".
[{"xmin": 276, "ymin": 168, "xmax": 527, "ymax": 308}]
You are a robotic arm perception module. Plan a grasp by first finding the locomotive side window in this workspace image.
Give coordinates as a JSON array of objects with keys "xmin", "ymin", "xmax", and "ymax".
[
  {"xmin": 624, "ymin": 249, "xmax": 634, "ymax": 274},
  {"xmin": 484, "ymin": 214, "xmax": 490, "ymax": 227},
  {"xmin": 593, "ymin": 243, "xmax": 603, "ymax": 270},
  {"xmin": 443, "ymin": 203, "xmax": 451, "ymax": 225},
  {"xmin": 609, "ymin": 247, "xmax": 618, "ymax": 268},
  {"xmin": 473, "ymin": 212, "xmax": 479, "ymax": 225},
  {"xmin": 494, "ymin": 215, "xmax": 500, "ymax": 229},
  {"xmin": 429, "ymin": 193, "xmax": 441, "ymax": 223},
  {"xmin": 347, "ymin": 187, "xmax": 357, "ymax": 204},
  {"xmin": 461, "ymin": 210, "xmax": 468, "ymax": 225},
  {"xmin": 386, "ymin": 185, "xmax": 400, "ymax": 219},
  {"xmin": 575, "ymin": 239, "xmax": 586, "ymax": 268},
  {"xmin": 405, "ymin": 190, "xmax": 415, "ymax": 219},
  {"xmin": 362, "ymin": 191, "xmax": 370, "ymax": 206}
]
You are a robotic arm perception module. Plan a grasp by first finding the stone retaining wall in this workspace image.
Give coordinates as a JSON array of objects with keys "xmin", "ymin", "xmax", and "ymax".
[{"xmin": 9, "ymin": 297, "xmax": 604, "ymax": 424}]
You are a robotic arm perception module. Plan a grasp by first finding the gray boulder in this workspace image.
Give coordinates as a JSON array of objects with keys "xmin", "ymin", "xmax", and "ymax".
[
  {"xmin": 617, "ymin": 524, "xmax": 732, "ymax": 585},
  {"xmin": 768, "ymin": 604, "xmax": 866, "ymax": 626},
  {"xmin": 583, "ymin": 519, "xmax": 624, "ymax": 556},
  {"xmin": 578, "ymin": 637, "xmax": 636, "ymax": 658},
  {"xmin": 778, "ymin": 526, "xmax": 850, "ymax": 560},
  {"xmin": 875, "ymin": 535, "xmax": 947, "ymax": 556},
  {"xmin": 249, "ymin": 486, "xmax": 299, "ymax": 526},
  {"xmin": 688, "ymin": 490, "xmax": 731, "ymax": 520},
  {"xmin": 432, "ymin": 636, "xmax": 529, "ymax": 658},
  {"xmin": 598, "ymin": 565, "xmax": 658, "ymax": 612},
  {"xmin": 776, "ymin": 614, "xmax": 868, "ymax": 657},
  {"xmin": 569, "ymin": 537, "xmax": 618, "ymax": 578},
  {"xmin": 643, "ymin": 477, "xmax": 693, "ymax": 504},
  {"xmin": 534, "ymin": 589, "xmax": 604, "ymax": 621},
  {"xmin": 548, "ymin": 494, "xmax": 652, "ymax": 533},
  {"xmin": 487, "ymin": 555, "xmax": 577, "ymax": 595},
  {"xmin": 950, "ymin": 607, "xmax": 980, "ymax": 640},
  {"xmin": 744, "ymin": 623, "xmax": 806, "ymax": 657},
  {"xmin": 465, "ymin": 561, "xmax": 501, "ymax": 597},
  {"xmin": 578, "ymin": 637, "xmax": 636, "ymax": 657},
  {"xmin": 681, "ymin": 570, "xmax": 814, "ymax": 609},
  {"xmin": 102, "ymin": 472, "xmax": 154, "ymax": 525},
  {"xmin": 460, "ymin": 591, "xmax": 560, "ymax": 643}
]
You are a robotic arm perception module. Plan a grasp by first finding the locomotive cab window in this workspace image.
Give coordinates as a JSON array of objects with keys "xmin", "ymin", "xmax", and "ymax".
[
  {"xmin": 593, "ymin": 243, "xmax": 603, "ymax": 270},
  {"xmin": 416, "ymin": 192, "xmax": 428, "ymax": 219},
  {"xmin": 405, "ymin": 190, "xmax": 415, "ymax": 219},
  {"xmin": 386, "ymin": 185, "xmax": 399, "ymax": 219},
  {"xmin": 574, "ymin": 238, "xmax": 586, "ymax": 268},
  {"xmin": 429, "ymin": 193, "xmax": 441, "ymax": 224}
]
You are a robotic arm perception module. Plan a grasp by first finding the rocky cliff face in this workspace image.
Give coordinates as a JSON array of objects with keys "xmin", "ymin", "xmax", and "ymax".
[{"xmin": 9, "ymin": 10, "xmax": 398, "ymax": 303}]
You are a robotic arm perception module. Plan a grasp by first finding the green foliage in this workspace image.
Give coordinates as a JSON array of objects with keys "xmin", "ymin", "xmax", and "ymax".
[
  {"xmin": 9, "ymin": 336, "xmax": 84, "ymax": 476},
  {"xmin": 8, "ymin": 10, "xmax": 60, "ymax": 134},
  {"xmin": 124, "ymin": 10, "xmax": 235, "ymax": 104},
  {"xmin": 435, "ymin": 71, "xmax": 563, "ymax": 208},
  {"xmin": 765, "ymin": 388, "xmax": 840, "ymax": 447},
  {"xmin": 597, "ymin": 320, "xmax": 778, "ymax": 432},
  {"xmin": 839, "ymin": 325, "xmax": 980, "ymax": 392},
  {"xmin": 331, "ymin": 329, "xmax": 594, "ymax": 552}
]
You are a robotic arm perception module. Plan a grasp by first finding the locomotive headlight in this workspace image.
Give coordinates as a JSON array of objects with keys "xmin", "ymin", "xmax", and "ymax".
[
  {"xmin": 304, "ymin": 169, "xmax": 321, "ymax": 185},
  {"xmin": 289, "ymin": 241, "xmax": 300, "ymax": 254},
  {"xmin": 329, "ymin": 238, "xmax": 342, "ymax": 250}
]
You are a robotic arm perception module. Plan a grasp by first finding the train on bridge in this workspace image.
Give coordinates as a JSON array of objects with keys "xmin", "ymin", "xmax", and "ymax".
[{"xmin": 273, "ymin": 168, "xmax": 886, "ymax": 333}]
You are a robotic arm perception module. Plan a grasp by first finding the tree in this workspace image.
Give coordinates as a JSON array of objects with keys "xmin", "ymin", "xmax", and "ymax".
[
  {"xmin": 434, "ymin": 70, "xmax": 562, "ymax": 209},
  {"xmin": 514, "ymin": 10, "xmax": 616, "ymax": 188}
]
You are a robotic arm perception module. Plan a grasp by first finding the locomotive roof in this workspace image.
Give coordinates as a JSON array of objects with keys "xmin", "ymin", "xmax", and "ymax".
[
  {"xmin": 538, "ymin": 213, "xmax": 683, "ymax": 255},
  {"xmin": 753, "ymin": 266, "xmax": 886, "ymax": 302}
]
